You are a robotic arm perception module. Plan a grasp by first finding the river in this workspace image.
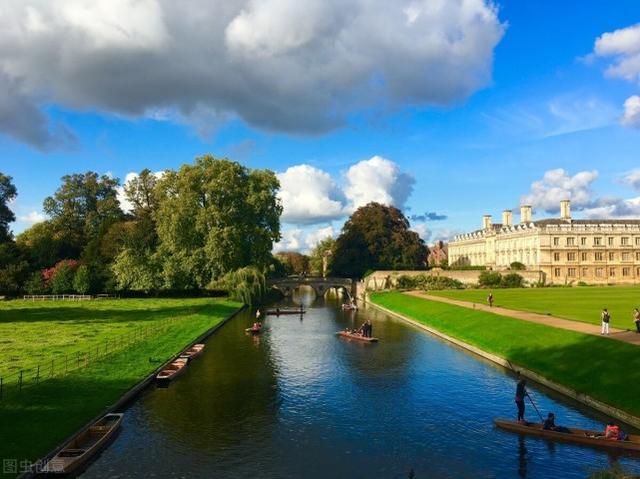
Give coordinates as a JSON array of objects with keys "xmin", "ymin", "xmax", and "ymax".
[{"xmin": 81, "ymin": 292, "xmax": 640, "ymax": 478}]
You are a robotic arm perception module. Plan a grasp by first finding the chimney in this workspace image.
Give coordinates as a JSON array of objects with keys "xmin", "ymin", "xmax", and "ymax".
[
  {"xmin": 482, "ymin": 214, "xmax": 492, "ymax": 230},
  {"xmin": 560, "ymin": 199, "xmax": 571, "ymax": 220},
  {"xmin": 520, "ymin": 205, "xmax": 532, "ymax": 223},
  {"xmin": 502, "ymin": 209, "xmax": 513, "ymax": 227}
]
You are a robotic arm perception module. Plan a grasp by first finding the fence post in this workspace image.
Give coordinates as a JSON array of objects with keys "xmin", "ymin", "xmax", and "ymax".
[{"xmin": 19, "ymin": 370, "xmax": 23, "ymax": 391}]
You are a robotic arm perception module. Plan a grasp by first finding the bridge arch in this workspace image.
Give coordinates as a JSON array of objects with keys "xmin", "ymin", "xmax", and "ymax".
[{"xmin": 267, "ymin": 277, "xmax": 354, "ymax": 301}]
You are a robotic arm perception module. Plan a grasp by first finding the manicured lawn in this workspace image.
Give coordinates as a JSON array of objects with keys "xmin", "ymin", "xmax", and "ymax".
[
  {"xmin": 0, "ymin": 298, "xmax": 241, "ymax": 473},
  {"xmin": 428, "ymin": 286, "xmax": 640, "ymax": 329},
  {"xmin": 371, "ymin": 292, "xmax": 640, "ymax": 419}
]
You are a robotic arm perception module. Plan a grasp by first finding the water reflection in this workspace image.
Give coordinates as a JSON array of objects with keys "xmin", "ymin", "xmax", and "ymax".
[{"xmin": 81, "ymin": 293, "xmax": 640, "ymax": 478}]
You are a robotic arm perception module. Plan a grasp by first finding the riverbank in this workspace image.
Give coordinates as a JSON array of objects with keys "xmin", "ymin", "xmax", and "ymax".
[
  {"xmin": 370, "ymin": 292, "xmax": 640, "ymax": 426},
  {"xmin": 0, "ymin": 298, "xmax": 241, "ymax": 472}
]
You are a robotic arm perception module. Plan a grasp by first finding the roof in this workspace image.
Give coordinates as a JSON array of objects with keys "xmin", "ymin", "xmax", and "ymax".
[{"xmin": 534, "ymin": 219, "xmax": 640, "ymax": 226}]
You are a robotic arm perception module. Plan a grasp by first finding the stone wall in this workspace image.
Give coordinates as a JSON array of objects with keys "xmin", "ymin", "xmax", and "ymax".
[{"xmin": 363, "ymin": 269, "xmax": 545, "ymax": 291}]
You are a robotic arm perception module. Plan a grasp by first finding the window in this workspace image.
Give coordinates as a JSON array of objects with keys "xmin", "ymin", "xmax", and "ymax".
[
  {"xmin": 594, "ymin": 237, "xmax": 602, "ymax": 246},
  {"xmin": 609, "ymin": 267, "xmax": 616, "ymax": 277},
  {"xmin": 608, "ymin": 237, "xmax": 614, "ymax": 246},
  {"xmin": 621, "ymin": 237, "xmax": 629, "ymax": 246},
  {"xmin": 581, "ymin": 252, "xmax": 588, "ymax": 261},
  {"xmin": 566, "ymin": 237, "xmax": 575, "ymax": 246},
  {"xmin": 636, "ymin": 252, "xmax": 640, "ymax": 261},
  {"xmin": 568, "ymin": 267, "xmax": 576, "ymax": 277},
  {"xmin": 609, "ymin": 252, "xmax": 615, "ymax": 261},
  {"xmin": 595, "ymin": 252, "xmax": 604, "ymax": 261},
  {"xmin": 622, "ymin": 252, "xmax": 631, "ymax": 261},
  {"xmin": 580, "ymin": 237, "xmax": 587, "ymax": 246},
  {"xmin": 567, "ymin": 252, "xmax": 576, "ymax": 261},
  {"xmin": 636, "ymin": 237, "xmax": 640, "ymax": 246},
  {"xmin": 582, "ymin": 267, "xmax": 589, "ymax": 277},
  {"xmin": 553, "ymin": 237, "xmax": 560, "ymax": 246},
  {"xmin": 553, "ymin": 252, "xmax": 560, "ymax": 261},
  {"xmin": 596, "ymin": 267, "xmax": 604, "ymax": 277},
  {"xmin": 554, "ymin": 267, "xmax": 561, "ymax": 277},
  {"xmin": 623, "ymin": 267, "xmax": 631, "ymax": 277}
]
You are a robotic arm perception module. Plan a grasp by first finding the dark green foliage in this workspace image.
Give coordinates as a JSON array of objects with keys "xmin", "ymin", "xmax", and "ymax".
[
  {"xmin": 0, "ymin": 260, "xmax": 28, "ymax": 295},
  {"xmin": 73, "ymin": 265, "xmax": 93, "ymax": 294},
  {"xmin": 309, "ymin": 237, "xmax": 335, "ymax": 275},
  {"xmin": 211, "ymin": 266, "xmax": 266, "ymax": 305},
  {"xmin": 50, "ymin": 263, "xmax": 76, "ymax": 294},
  {"xmin": 0, "ymin": 173, "xmax": 17, "ymax": 243},
  {"xmin": 478, "ymin": 270, "xmax": 503, "ymax": 287},
  {"xmin": 501, "ymin": 273, "xmax": 524, "ymax": 288},
  {"xmin": 331, "ymin": 202, "xmax": 427, "ymax": 278},
  {"xmin": 395, "ymin": 274, "xmax": 463, "ymax": 290},
  {"xmin": 25, "ymin": 271, "xmax": 47, "ymax": 294},
  {"xmin": 276, "ymin": 252, "xmax": 310, "ymax": 275},
  {"xmin": 509, "ymin": 261, "xmax": 526, "ymax": 271}
]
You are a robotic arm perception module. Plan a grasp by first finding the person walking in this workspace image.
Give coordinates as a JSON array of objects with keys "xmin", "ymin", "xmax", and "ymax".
[
  {"xmin": 634, "ymin": 308, "xmax": 640, "ymax": 334},
  {"xmin": 515, "ymin": 378, "xmax": 527, "ymax": 423},
  {"xmin": 601, "ymin": 308, "xmax": 611, "ymax": 335},
  {"xmin": 487, "ymin": 293, "xmax": 494, "ymax": 307}
]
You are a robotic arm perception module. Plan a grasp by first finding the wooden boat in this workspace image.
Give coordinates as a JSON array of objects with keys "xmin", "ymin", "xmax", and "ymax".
[
  {"xmin": 494, "ymin": 419, "xmax": 640, "ymax": 453},
  {"xmin": 156, "ymin": 358, "xmax": 188, "ymax": 387},
  {"xmin": 245, "ymin": 326, "xmax": 262, "ymax": 334},
  {"xmin": 341, "ymin": 303, "xmax": 358, "ymax": 311},
  {"xmin": 179, "ymin": 343, "xmax": 205, "ymax": 362},
  {"xmin": 265, "ymin": 309, "xmax": 306, "ymax": 315},
  {"xmin": 336, "ymin": 331, "xmax": 378, "ymax": 343},
  {"xmin": 41, "ymin": 413, "xmax": 124, "ymax": 475}
]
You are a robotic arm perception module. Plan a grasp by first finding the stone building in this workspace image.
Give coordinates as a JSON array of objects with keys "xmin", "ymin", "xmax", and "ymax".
[{"xmin": 448, "ymin": 200, "xmax": 640, "ymax": 284}]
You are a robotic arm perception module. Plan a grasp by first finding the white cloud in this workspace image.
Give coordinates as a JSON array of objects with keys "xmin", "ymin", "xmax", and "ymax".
[
  {"xmin": 277, "ymin": 165, "xmax": 345, "ymax": 225},
  {"xmin": 17, "ymin": 210, "xmax": 45, "ymax": 225},
  {"xmin": 344, "ymin": 156, "xmax": 415, "ymax": 211},
  {"xmin": 594, "ymin": 23, "xmax": 640, "ymax": 83},
  {"xmin": 0, "ymin": 0, "xmax": 504, "ymax": 149},
  {"xmin": 410, "ymin": 222, "xmax": 431, "ymax": 242},
  {"xmin": 583, "ymin": 197, "xmax": 640, "ymax": 219},
  {"xmin": 273, "ymin": 228, "xmax": 304, "ymax": 253},
  {"xmin": 304, "ymin": 225, "xmax": 335, "ymax": 250},
  {"xmin": 521, "ymin": 169, "xmax": 599, "ymax": 213},
  {"xmin": 622, "ymin": 95, "xmax": 640, "ymax": 128}
]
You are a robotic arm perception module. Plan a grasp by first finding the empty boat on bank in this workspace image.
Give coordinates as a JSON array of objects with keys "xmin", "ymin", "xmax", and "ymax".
[
  {"xmin": 156, "ymin": 358, "xmax": 188, "ymax": 387},
  {"xmin": 179, "ymin": 343, "xmax": 205, "ymax": 362}
]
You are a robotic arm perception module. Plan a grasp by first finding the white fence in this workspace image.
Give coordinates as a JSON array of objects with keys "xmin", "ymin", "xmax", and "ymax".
[{"xmin": 23, "ymin": 294, "xmax": 94, "ymax": 301}]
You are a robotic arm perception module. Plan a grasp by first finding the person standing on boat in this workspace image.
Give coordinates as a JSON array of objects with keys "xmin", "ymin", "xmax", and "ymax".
[
  {"xmin": 601, "ymin": 308, "xmax": 611, "ymax": 335},
  {"xmin": 364, "ymin": 319, "xmax": 372, "ymax": 338},
  {"xmin": 515, "ymin": 378, "xmax": 527, "ymax": 423}
]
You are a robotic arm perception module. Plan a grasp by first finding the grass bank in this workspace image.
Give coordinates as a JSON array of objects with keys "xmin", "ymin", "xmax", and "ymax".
[
  {"xmin": 371, "ymin": 292, "xmax": 640, "ymax": 419},
  {"xmin": 0, "ymin": 298, "xmax": 241, "ymax": 471},
  {"xmin": 428, "ymin": 286, "xmax": 640, "ymax": 330}
]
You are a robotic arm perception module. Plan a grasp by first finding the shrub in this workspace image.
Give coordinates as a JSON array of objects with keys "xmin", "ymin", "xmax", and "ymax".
[
  {"xmin": 509, "ymin": 261, "xmax": 526, "ymax": 271},
  {"xmin": 73, "ymin": 265, "xmax": 93, "ymax": 294},
  {"xmin": 395, "ymin": 275, "xmax": 418, "ymax": 289},
  {"xmin": 478, "ymin": 271, "xmax": 503, "ymax": 287},
  {"xmin": 25, "ymin": 271, "xmax": 48, "ymax": 294},
  {"xmin": 210, "ymin": 266, "xmax": 266, "ymax": 305},
  {"xmin": 394, "ymin": 274, "xmax": 463, "ymax": 291},
  {"xmin": 50, "ymin": 262, "xmax": 77, "ymax": 294},
  {"xmin": 501, "ymin": 273, "xmax": 524, "ymax": 288}
]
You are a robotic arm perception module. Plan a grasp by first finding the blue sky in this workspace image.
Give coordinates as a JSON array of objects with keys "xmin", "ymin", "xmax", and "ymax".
[{"xmin": 2, "ymin": 0, "xmax": 640, "ymax": 251}]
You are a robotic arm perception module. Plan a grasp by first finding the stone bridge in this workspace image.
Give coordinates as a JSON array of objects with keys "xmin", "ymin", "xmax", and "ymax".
[{"xmin": 268, "ymin": 277, "xmax": 355, "ymax": 299}]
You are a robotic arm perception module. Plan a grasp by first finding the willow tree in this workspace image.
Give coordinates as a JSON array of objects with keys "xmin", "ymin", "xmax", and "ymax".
[{"xmin": 154, "ymin": 155, "xmax": 282, "ymax": 289}]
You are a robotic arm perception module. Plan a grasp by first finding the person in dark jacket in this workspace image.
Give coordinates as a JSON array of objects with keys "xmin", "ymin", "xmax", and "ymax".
[{"xmin": 515, "ymin": 379, "xmax": 527, "ymax": 423}]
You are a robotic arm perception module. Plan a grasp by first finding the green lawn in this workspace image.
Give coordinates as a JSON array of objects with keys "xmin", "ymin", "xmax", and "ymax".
[
  {"xmin": 427, "ymin": 286, "xmax": 640, "ymax": 329},
  {"xmin": 0, "ymin": 298, "xmax": 241, "ymax": 473},
  {"xmin": 371, "ymin": 292, "xmax": 640, "ymax": 419}
]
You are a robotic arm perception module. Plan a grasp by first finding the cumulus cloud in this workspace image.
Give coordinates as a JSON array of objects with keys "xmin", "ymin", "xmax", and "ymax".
[
  {"xmin": 410, "ymin": 211, "xmax": 447, "ymax": 222},
  {"xmin": 304, "ymin": 225, "xmax": 335, "ymax": 250},
  {"xmin": 344, "ymin": 156, "xmax": 415, "ymax": 211},
  {"xmin": 410, "ymin": 223, "xmax": 431, "ymax": 242},
  {"xmin": 583, "ymin": 197, "xmax": 640, "ymax": 219},
  {"xmin": 0, "ymin": 0, "xmax": 504, "ymax": 149},
  {"xmin": 277, "ymin": 165, "xmax": 346, "ymax": 225},
  {"xmin": 622, "ymin": 95, "xmax": 640, "ymax": 128},
  {"xmin": 521, "ymin": 169, "xmax": 599, "ymax": 213},
  {"xmin": 594, "ymin": 23, "xmax": 640, "ymax": 83},
  {"xmin": 17, "ymin": 210, "xmax": 45, "ymax": 225}
]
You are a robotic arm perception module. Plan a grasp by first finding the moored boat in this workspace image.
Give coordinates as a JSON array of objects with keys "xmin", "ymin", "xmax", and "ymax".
[
  {"xmin": 156, "ymin": 358, "xmax": 188, "ymax": 387},
  {"xmin": 265, "ymin": 309, "xmax": 306, "ymax": 315},
  {"xmin": 40, "ymin": 413, "xmax": 124, "ymax": 475},
  {"xmin": 336, "ymin": 331, "xmax": 378, "ymax": 343},
  {"xmin": 245, "ymin": 326, "xmax": 262, "ymax": 334},
  {"xmin": 494, "ymin": 419, "xmax": 640, "ymax": 452},
  {"xmin": 179, "ymin": 343, "xmax": 205, "ymax": 362}
]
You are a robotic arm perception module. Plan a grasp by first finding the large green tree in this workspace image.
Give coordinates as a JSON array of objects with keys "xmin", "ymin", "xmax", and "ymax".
[
  {"xmin": 0, "ymin": 173, "xmax": 17, "ymax": 243},
  {"xmin": 331, "ymin": 202, "xmax": 427, "ymax": 278},
  {"xmin": 309, "ymin": 237, "xmax": 335, "ymax": 276},
  {"xmin": 275, "ymin": 252, "xmax": 310, "ymax": 275},
  {"xmin": 151, "ymin": 155, "xmax": 281, "ymax": 289}
]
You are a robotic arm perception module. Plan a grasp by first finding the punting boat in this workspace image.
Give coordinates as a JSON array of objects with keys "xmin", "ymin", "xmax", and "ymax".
[
  {"xmin": 265, "ymin": 309, "xmax": 306, "ymax": 316},
  {"xmin": 40, "ymin": 413, "xmax": 123, "ymax": 475},
  {"xmin": 494, "ymin": 419, "xmax": 640, "ymax": 453},
  {"xmin": 156, "ymin": 358, "xmax": 188, "ymax": 387},
  {"xmin": 336, "ymin": 331, "xmax": 378, "ymax": 343},
  {"xmin": 341, "ymin": 303, "xmax": 358, "ymax": 311},
  {"xmin": 179, "ymin": 343, "xmax": 205, "ymax": 362},
  {"xmin": 245, "ymin": 326, "xmax": 262, "ymax": 334}
]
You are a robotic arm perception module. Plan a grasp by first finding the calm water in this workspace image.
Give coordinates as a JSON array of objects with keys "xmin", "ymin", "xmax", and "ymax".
[{"xmin": 82, "ymin": 293, "xmax": 640, "ymax": 478}]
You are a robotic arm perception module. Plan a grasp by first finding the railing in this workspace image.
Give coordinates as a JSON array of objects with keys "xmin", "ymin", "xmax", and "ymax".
[
  {"xmin": 0, "ymin": 316, "xmax": 180, "ymax": 401},
  {"xmin": 22, "ymin": 294, "xmax": 120, "ymax": 301}
]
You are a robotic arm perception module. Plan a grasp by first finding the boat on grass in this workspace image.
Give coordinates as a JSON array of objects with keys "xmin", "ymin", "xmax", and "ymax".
[
  {"xmin": 156, "ymin": 358, "xmax": 188, "ymax": 387},
  {"xmin": 336, "ymin": 331, "xmax": 378, "ymax": 343},
  {"xmin": 494, "ymin": 419, "xmax": 640, "ymax": 453},
  {"xmin": 179, "ymin": 343, "xmax": 205, "ymax": 362},
  {"xmin": 40, "ymin": 413, "xmax": 123, "ymax": 475}
]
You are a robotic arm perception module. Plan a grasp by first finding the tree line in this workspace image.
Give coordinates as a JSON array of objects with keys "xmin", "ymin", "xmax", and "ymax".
[{"xmin": 0, "ymin": 160, "xmax": 429, "ymax": 297}]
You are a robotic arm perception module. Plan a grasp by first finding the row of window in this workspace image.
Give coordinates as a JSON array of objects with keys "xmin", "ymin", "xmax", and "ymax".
[
  {"xmin": 553, "ymin": 267, "xmax": 639, "ymax": 278},
  {"xmin": 553, "ymin": 236, "xmax": 640, "ymax": 247},
  {"xmin": 553, "ymin": 251, "xmax": 640, "ymax": 262}
]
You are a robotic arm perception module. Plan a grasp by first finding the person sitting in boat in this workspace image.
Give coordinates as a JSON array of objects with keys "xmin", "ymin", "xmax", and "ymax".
[
  {"xmin": 542, "ymin": 413, "xmax": 570, "ymax": 433},
  {"xmin": 604, "ymin": 423, "xmax": 623, "ymax": 441},
  {"xmin": 252, "ymin": 321, "xmax": 262, "ymax": 330}
]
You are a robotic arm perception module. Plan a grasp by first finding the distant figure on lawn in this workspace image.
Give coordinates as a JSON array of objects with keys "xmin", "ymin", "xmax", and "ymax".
[
  {"xmin": 515, "ymin": 378, "xmax": 527, "ymax": 423},
  {"xmin": 487, "ymin": 293, "xmax": 494, "ymax": 307},
  {"xmin": 601, "ymin": 308, "xmax": 611, "ymax": 335},
  {"xmin": 634, "ymin": 308, "xmax": 640, "ymax": 334}
]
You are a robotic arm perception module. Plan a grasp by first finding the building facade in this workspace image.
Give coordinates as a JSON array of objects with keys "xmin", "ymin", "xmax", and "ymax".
[{"xmin": 449, "ymin": 200, "xmax": 640, "ymax": 284}]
